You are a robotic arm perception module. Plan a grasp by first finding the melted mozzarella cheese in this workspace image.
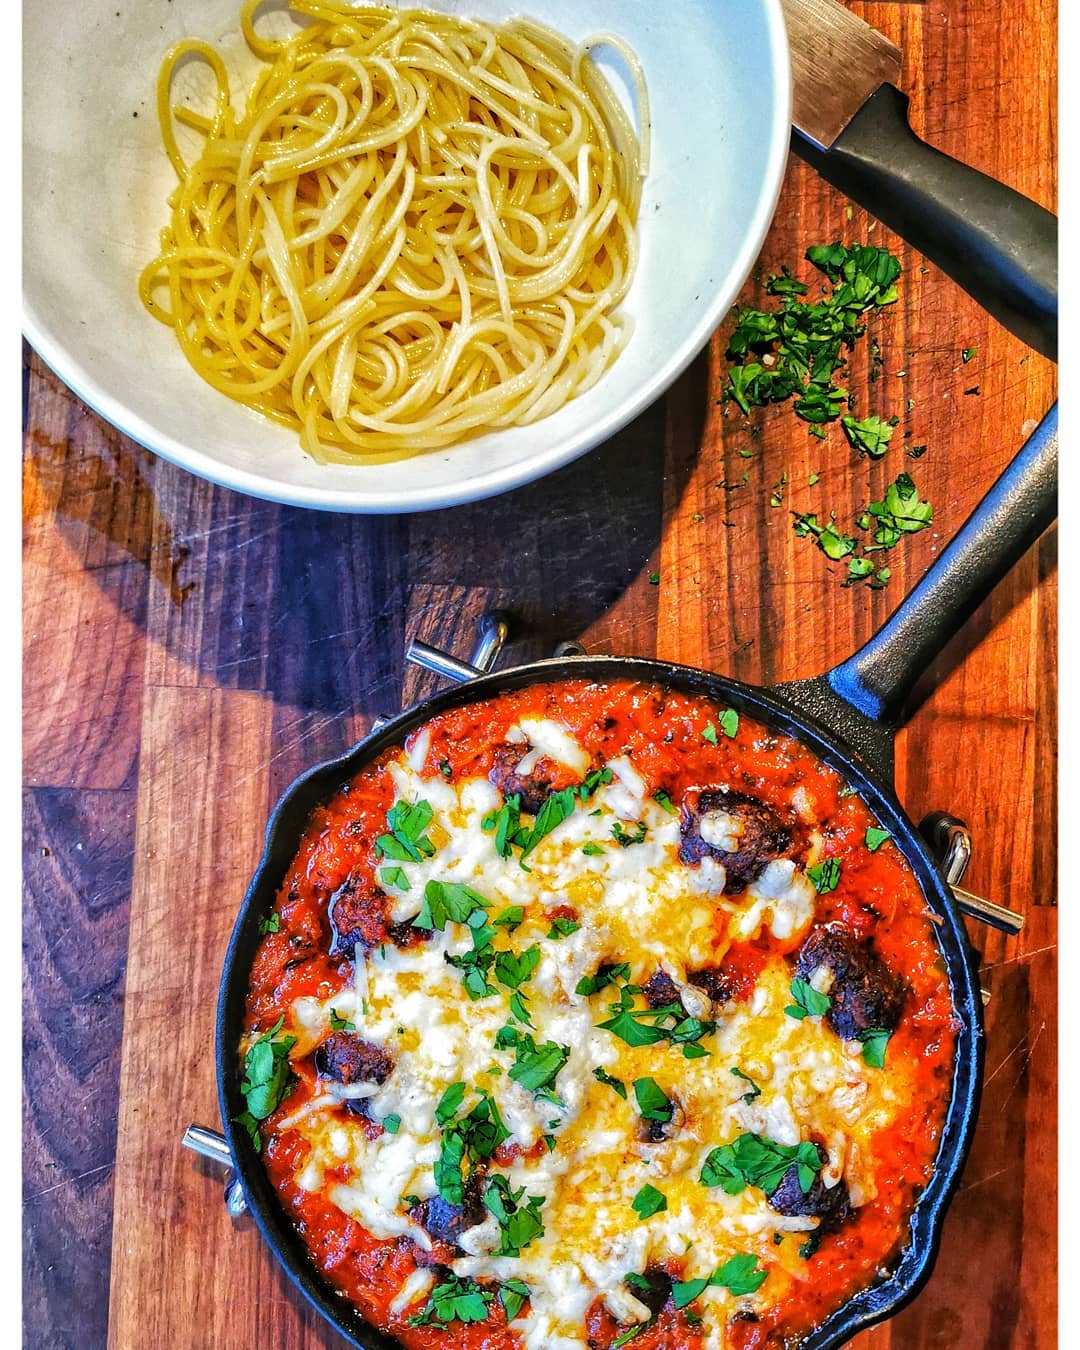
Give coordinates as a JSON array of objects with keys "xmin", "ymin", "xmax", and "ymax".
[{"xmin": 276, "ymin": 748, "xmax": 915, "ymax": 1347}]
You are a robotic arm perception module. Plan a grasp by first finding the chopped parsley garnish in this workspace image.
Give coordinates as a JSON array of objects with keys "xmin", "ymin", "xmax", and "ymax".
[
  {"xmin": 648, "ymin": 570, "xmax": 660, "ymax": 585},
  {"xmin": 484, "ymin": 769, "xmax": 614, "ymax": 864},
  {"xmin": 234, "ymin": 1015, "xmax": 297, "ymax": 1153},
  {"xmin": 806, "ymin": 858, "xmax": 842, "ymax": 893},
  {"xmin": 438, "ymin": 758, "xmax": 453, "ymax": 778},
  {"xmin": 595, "ymin": 971, "xmax": 715, "ymax": 1058},
  {"xmin": 672, "ymin": 1253, "xmax": 767, "ymax": 1306},
  {"xmin": 718, "ymin": 707, "xmax": 739, "ymax": 738},
  {"xmin": 859, "ymin": 473, "xmax": 933, "ymax": 548},
  {"xmin": 631, "ymin": 1184, "xmax": 667, "ymax": 1219},
  {"xmin": 493, "ymin": 905, "xmax": 524, "ymax": 930},
  {"xmin": 328, "ymin": 1009, "xmax": 355, "ymax": 1032},
  {"xmin": 865, "ymin": 825, "xmax": 891, "ymax": 852},
  {"xmin": 413, "ymin": 879, "xmax": 491, "ymax": 931},
  {"xmin": 841, "ymin": 413, "xmax": 898, "ymax": 459},
  {"xmin": 547, "ymin": 916, "xmax": 581, "ymax": 939},
  {"xmin": 962, "ymin": 347, "xmax": 976, "ymax": 363},
  {"xmin": 792, "ymin": 512, "xmax": 857, "ymax": 561},
  {"xmin": 407, "ymin": 1275, "xmax": 493, "ymax": 1326},
  {"xmin": 611, "ymin": 820, "xmax": 648, "ymax": 847},
  {"xmin": 445, "ymin": 910, "xmax": 499, "ymax": 1000},
  {"xmin": 379, "ymin": 865, "xmax": 410, "ymax": 892},
  {"xmin": 785, "ymin": 977, "xmax": 832, "ymax": 1021},
  {"xmin": 497, "ymin": 1026, "xmax": 571, "ymax": 1097},
  {"xmin": 433, "ymin": 1087, "xmax": 510, "ymax": 1204},
  {"xmin": 498, "ymin": 1279, "xmax": 531, "ymax": 1321},
  {"xmin": 482, "ymin": 794, "xmax": 527, "ymax": 859},
  {"xmin": 494, "ymin": 945, "xmax": 541, "ymax": 989},
  {"xmin": 633, "ymin": 1077, "xmax": 673, "ymax": 1123},
  {"xmin": 376, "ymin": 798, "xmax": 436, "ymax": 864},
  {"xmin": 700, "ymin": 1133, "xmax": 822, "ymax": 1197},
  {"xmin": 702, "ymin": 723, "xmax": 718, "ymax": 745},
  {"xmin": 612, "ymin": 1322, "xmax": 653, "ymax": 1347},
  {"xmin": 582, "ymin": 841, "xmax": 605, "ymax": 856},
  {"xmin": 382, "ymin": 1113, "xmax": 401, "ymax": 1134},
  {"xmin": 730, "ymin": 1066, "xmax": 762, "ymax": 1102},
  {"xmin": 859, "ymin": 1027, "xmax": 892, "ymax": 1068},
  {"xmin": 651, "ymin": 788, "xmax": 677, "ymax": 815},
  {"xmin": 770, "ymin": 472, "xmax": 788, "ymax": 508},
  {"xmin": 724, "ymin": 243, "xmax": 900, "ymax": 436},
  {"xmin": 593, "ymin": 1066, "xmax": 628, "ymax": 1098},
  {"xmin": 484, "ymin": 1175, "xmax": 546, "ymax": 1255},
  {"xmin": 576, "ymin": 963, "xmax": 632, "ymax": 997},
  {"xmin": 258, "ymin": 913, "xmax": 280, "ymax": 935}
]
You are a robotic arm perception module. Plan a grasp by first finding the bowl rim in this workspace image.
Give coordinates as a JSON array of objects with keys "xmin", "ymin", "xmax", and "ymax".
[{"xmin": 21, "ymin": 0, "xmax": 792, "ymax": 514}]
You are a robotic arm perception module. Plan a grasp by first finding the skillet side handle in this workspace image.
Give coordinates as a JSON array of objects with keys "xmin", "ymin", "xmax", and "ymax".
[
  {"xmin": 792, "ymin": 85, "xmax": 1058, "ymax": 361},
  {"xmin": 826, "ymin": 405, "xmax": 1058, "ymax": 728}
]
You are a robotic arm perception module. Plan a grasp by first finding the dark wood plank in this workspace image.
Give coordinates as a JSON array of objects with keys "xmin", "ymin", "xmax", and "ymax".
[{"xmin": 23, "ymin": 788, "xmax": 134, "ymax": 1350}]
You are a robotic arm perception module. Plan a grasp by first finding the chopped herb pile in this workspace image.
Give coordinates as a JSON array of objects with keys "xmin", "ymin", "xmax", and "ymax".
[
  {"xmin": 484, "ymin": 1175, "xmax": 546, "ymax": 1256},
  {"xmin": 785, "ymin": 977, "xmax": 832, "ymax": 1021},
  {"xmin": 433, "ymin": 1084, "xmax": 510, "ymax": 1205},
  {"xmin": 407, "ymin": 1275, "xmax": 493, "ymax": 1326},
  {"xmin": 482, "ymin": 767, "xmax": 614, "ymax": 865},
  {"xmin": 589, "ymin": 968, "xmax": 715, "ymax": 1059},
  {"xmin": 376, "ymin": 798, "xmax": 436, "ymax": 864}
]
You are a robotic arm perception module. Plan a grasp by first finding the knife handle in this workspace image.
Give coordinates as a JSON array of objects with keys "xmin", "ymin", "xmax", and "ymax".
[{"xmin": 792, "ymin": 84, "xmax": 1057, "ymax": 361}]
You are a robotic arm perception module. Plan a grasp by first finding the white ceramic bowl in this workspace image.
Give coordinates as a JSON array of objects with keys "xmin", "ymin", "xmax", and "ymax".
[{"xmin": 23, "ymin": 0, "xmax": 790, "ymax": 512}]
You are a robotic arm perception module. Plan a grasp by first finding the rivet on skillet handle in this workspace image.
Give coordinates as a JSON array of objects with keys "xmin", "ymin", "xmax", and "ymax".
[{"xmin": 182, "ymin": 1124, "xmax": 249, "ymax": 1220}]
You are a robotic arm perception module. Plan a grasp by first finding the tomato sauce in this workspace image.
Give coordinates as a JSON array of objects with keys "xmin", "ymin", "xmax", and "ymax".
[{"xmin": 244, "ymin": 679, "xmax": 958, "ymax": 1349}]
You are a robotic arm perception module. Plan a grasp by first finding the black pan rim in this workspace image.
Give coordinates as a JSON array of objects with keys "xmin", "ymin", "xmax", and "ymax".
[{"xmin": 216, "ymin": 654, "xmax": 985, "ymax": 1350}]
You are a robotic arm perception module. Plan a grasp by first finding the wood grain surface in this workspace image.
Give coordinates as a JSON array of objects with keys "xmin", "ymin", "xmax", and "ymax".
[{"xmin": 23, "ymin": 2, "xmax": 1057, "ymax": 1348}]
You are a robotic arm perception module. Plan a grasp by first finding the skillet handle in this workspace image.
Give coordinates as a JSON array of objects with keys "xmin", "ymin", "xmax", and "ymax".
[{"xmin": 826, "ymin": 404, "xmax": 1057, "ymax": 727}]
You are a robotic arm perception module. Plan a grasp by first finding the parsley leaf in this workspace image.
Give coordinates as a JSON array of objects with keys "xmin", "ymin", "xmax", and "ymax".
[
  {"xmin": 865, "ymin": 826, "xmax": 891, "ymax": 852},
  {"xmin": 258, "ymin": 913, "xmax": 280, "ymax": 935},
  {"xmin": 730, "ymin": 1066, "xmax": 762, "ymax": 1103},
  {"xmin": 379, "ymin": 865, "xmax": 410, "ymax": 892},
  {"xmin": 494, "ymin": 945, "xmax": 541, "ymax": 989},
  {"xmin": 702, "ymin": 724, "xmax": 719, "ymax": 745},
  {"xmin": 785, "ymin": 977, "xmax": 832, "ymax": 1021},
  {"xmin": 651, "ymin": 788, "xmax": 677, "ymax": 815},
  {"xmin": 793, "ymin": 512, "xmax": 857, "ymax": 561},
  {"xmin": 547, "ymin": 916, "xmax": 581, "ymax": 939},
  {"xmin": 671, "ymin": 1256, "xmax": 765, "ymax": 1308},
  {"xmin": 328, "ymin": 1009, "xmax": 355, "ymax": 1032},
  {"xmin": 484, "ymin": 1175, "xmax": 546, "ymax": 1256},
  {"xmin": 493, "ymin": 906, "xmax": 524, "ymax": 930},
  {"xmin": 434, "ymin": 1089, "xmax": 510, "ymax": 1204},
  {"xmin": 407, "ymin": 1275, "xmax": 493, "ymax": 1326},
  {"xmin": 498, "ymin": 1026, "xmax": 571, "ymax": 1095},
  {"xmin": 413, "ymin": 880, "xmax": 491, "ymax": 931},
  {"xmin": 593, "ymin": 1066, "xmax": 627, "ymax": 1098},
  {"xmin": 582, "ymin": 841, "xmax": 605, "ymax": 856},
  {"xmin": 841, "ymin": 413, "xmax": 898, "ymax": 459},
  {"xmin": 375, "ymin": 799, "xmax": 436, "ymax": 864},
  {"xmin": 700, "ymin": 1133, "xmax": 823, "ymax": 1198},
  {"xmin": 576, "ymin": 963, "xmax": 632, "ymax": 996},
  {"xmin": 611, "ymin": 820, "xmax": 648, "ymax": 847},
  {"xmin": 382, "ymin": 1113, "xmax": 401, "ymax": 1134},
  {"xmin": 632, "ymin": 1077, "xmax": 673, "ymax": 1123},
  {"xmin": 718, "ymin": 707, "xmax": 739, "ymax": 738},
  {"xmin": 631, "ymin": 1184, "xmax": 667, "ymax": 1219},
  {"xmin": 806, "ymin": 858, "xmax": 841, "ymax": 893},
  {"xmin": 498, "ymin": 1280, "xmax": 531, "ymax": 1321},
  {"xmin": 859, "ymin": 1027, "xmax": 892, "ymax": 1068},
  {"xmin": 235, "ymin": 1016, "xmax": 297, "ymax": 1153},
  {"xmin": 861, "ymin": 473, "xmax": 933, "ymax": 548}
]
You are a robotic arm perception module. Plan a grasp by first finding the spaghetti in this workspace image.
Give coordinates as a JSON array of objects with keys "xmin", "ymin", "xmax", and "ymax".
[{"xmin": 139, "ymin": 1, "xmax": 648, "ymax": 461}]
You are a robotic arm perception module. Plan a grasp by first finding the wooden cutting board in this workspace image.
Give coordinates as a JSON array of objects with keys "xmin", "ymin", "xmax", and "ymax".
[{"xmin": 22, "ymin": 2, "xmax": 1056, "ymax": 1347}]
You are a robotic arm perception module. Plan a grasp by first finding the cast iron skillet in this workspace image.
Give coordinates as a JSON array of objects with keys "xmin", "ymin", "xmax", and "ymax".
[{"xmin": 216, "ymin": 405, "xmax": 1057, "ymax": 1350}]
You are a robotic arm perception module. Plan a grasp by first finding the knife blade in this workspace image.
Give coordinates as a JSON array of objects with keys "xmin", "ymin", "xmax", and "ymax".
[{"xmin": 778, "ymin": 0, "xmax": 1057, "ymax": 360}]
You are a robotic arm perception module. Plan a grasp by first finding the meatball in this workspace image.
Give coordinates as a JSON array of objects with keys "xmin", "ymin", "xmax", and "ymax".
[
  {"xmin": 488, "ymin": 742, "xmax": 562, "ymax": 815},
  {"xmin": 768, "ymin": 1143, "xmax": 850, "ymax": 1232},
  {"xmin": 627, "ymin": 1267, "xmax": 672, "ymax": 1316},
  {"xmin": 795, "ymin": 925, "xmax": 906, "ymax": 1040},
  {"xmin": 328, "ymin": 872, "xmax": 390, "ymax": 955},
  {"xmin": 642, "ymin": 969, "xmax": 682, "ymax": 1009},
  {"xmin": 679, "ymin": 787, "xmax": 793, "ymax": 893},
  {"xmin": 410, "ymin": 1175, "xmax": 486, "ymax": 1259},
  {"xmin": 315, "ymin": 1032, "xmax": 394, "ymax": 1086}
]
